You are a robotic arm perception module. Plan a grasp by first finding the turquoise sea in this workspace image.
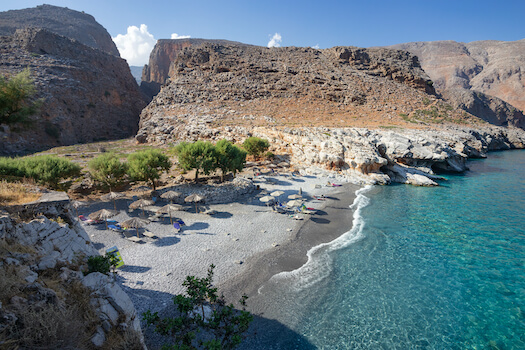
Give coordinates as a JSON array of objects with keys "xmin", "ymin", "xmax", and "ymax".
[{"xmin": 254, "ymin": 150, "xmax": 525, "ymax": 349}]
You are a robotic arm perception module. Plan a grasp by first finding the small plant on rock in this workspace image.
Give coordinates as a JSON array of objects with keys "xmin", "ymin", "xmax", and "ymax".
[
  {"xmin": 143, "ymin": 264, "xmax": 253, "ymax": 349},
  {"xmin": 86, "ymin": 253, "xmax": 119, "ymax": 275}
]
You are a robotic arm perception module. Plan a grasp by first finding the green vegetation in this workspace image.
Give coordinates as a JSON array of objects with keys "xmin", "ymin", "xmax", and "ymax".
[
  {"xmin": 143, "ymin": 264, "xmax": 253, "ymax": 350},
  {"xmin": 242, "ymin": 137, "xmax": 269, "ymax": 160},
  {"xmin": 0, "ymin": 155, "xmax": 81, "ymax": 189},
  {"xmin": 127, "ymin": 149, "xmax": 171, "ymax": 191},
  {"xmin": 86, "ymin": 254, "xmax": 119, "ymax": 275},
  {"xmin": 174, "ymin": 141, "xmax": 217, "ymax": 181},
  {"xmin": 0, "ymin": 69, "xmax": 42, "ymax": 125},
  {"xmin": 215, "ymin": 140, "xmax": 247, "ymax": 181},
  {"xmin": 89, "ymin": 152, "xmax": 128, "ymax": 190}
]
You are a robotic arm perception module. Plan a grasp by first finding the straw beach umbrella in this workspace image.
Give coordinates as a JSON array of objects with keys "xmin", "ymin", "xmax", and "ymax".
[
  {"xmin": 71, "ymin": 200, "xmax": 88, "ymax": 220},
  {"xmin": 129, "ymin": 199, "xmax": 155, "ymax": 216},
  {"xmin": 101, "ymin": 191, "xmax": 124, "ymax": 211},
  {"xmin": 121, "ymin": 217, "xmax": 150, "ymax": 238},
  {"xmin": 259, "ymin": 195, "xmax": 276, "ymax": 207},
  {"xmin": 288, "ymin": 194, "xmax": 302, "ymax": 200},
  {"xmin": 270, "ymin": 190, "xmax": 284, "ymax": 197},
  {"xmin": 158, "ymin": 204, "xmax": 183, "ymax": 225},
  {"xmin": 185, "ymin": 194, "xmax": 205, "ymax": 213},
  {"xmin": 286, "ymin": 199, "xmax": 303, "ymax": 208},
  {"xmin": 161, "ymin": 191, "xmax": 182, "ymax": 203},
  {"xmin": 88, "ymin": 209, "xmax": 118, "ymax": 229}
]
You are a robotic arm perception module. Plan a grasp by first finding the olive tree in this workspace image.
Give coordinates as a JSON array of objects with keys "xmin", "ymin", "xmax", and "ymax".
[
  {"xmin": 88, "ymin": 152, "xmax": 128, "ymax": 190},
  {"xmin": 174, "ymin": 141, "xmax": 217, "ymax": 181},
  {"xmin": 127, "ymin": 149, "xmax": 171, "ymax": 191}
]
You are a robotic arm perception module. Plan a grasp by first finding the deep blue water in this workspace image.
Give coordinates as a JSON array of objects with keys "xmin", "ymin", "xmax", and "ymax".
[{"xmin": 263, "ymin": 150, "xmax": 525, "ymax": 349}]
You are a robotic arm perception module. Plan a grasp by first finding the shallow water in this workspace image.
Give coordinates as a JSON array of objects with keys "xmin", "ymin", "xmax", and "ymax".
[{"xmin": 257, "ymin": 150, "xmax": 525, "ymax": 349}]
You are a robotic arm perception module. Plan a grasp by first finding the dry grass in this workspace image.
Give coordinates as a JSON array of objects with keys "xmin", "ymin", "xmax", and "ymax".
[{"xmin": 0, "ymin": 180, "xmax": 41, "ymax": 206}]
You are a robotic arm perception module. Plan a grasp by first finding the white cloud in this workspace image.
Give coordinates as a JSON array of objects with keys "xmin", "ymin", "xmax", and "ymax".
[
  {"xmin": 312, "ymin": 44, "xmax": 320, "ymax": 49},
  {"xmin": 112, "ymin": 24, "xmax": 156, "ymax": 66},
  {"xmin": 267, "ymin": 33, "xmax": 282, "ymax": 48},
  {"xmin": 171, "ymin": 33, "xmax": 191, "ymax": 39}
]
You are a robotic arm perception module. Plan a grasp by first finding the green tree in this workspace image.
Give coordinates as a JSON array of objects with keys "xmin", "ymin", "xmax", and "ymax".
[
  {"xmin": 215, "ymin": 140, "xmax": 246, "ymax": 182},
  {"xmin": 127, "ymin": 149, "xmax": 171, "ymax": 191},
  {"xmin": 174, "ymin": 141, "xmax": 217, "ymax": 182},
  {"xmin": 21, "ymin": 155, "xmax": 81, "ymax": 189},
  {"xmin": 0, "ymin": 69, "xmax": 42, "ymax": 125},
  {"xmin": 88, "ymin": 152, "xmax": 128, "ymax": 190},
  {"xmin": 143, "ymin": 264, "xmax": 253, "ymax": 350},
  {"xmin": 242, "ymin": 137, "xmax": 269, "ymax": 160}
]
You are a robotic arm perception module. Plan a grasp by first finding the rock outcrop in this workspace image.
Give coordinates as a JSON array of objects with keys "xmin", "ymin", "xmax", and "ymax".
[
  {"xmin": 0, "ymin": 194, "xmax": 145, "ymax": 349},
  {"xmin": 0, "ymin": 4, "xmax": 120, "ymax": 56},
  {"xmin": 141, "ymin": 38, "xmax": 251, "ymax": 99},
  {"xmin": 389, "ymin": 39, "xmax": 525, "ymax": 128},
  {"xmin": 0, "ymin": 27, "xmax": 146, "ymax": 155}
]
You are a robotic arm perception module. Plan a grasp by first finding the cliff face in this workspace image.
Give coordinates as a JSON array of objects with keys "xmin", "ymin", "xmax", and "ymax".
[
  {"xmin": 141, "ymin": 38, "xmax": 252, "ymax": 99},
  {"xmin": 389, "ymin": 39, "xmax": 525, "ymax": 127},
  {"xmin": 0, "ymin": 4, "xmax": 120, "ymax": 56},
  {"xmin": 0, "ymin": 26, "xmax": 146, "ymax": 155}
]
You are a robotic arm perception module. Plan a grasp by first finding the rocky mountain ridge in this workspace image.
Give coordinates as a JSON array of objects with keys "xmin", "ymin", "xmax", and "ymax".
[
  {"xmin": 0, "ymin": 4, "xmax": 120, "ymax": 56},
  {"xmin": 389, "ymin": 39, "xmax": 525, "ymax": 127}
]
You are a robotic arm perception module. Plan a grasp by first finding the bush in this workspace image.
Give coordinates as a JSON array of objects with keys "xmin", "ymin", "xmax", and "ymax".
[
  {"xmin": 143, "ymin": 264, "xmax": 253, "ymax": 349},
  {"xmin": 89, "ymin": 152, "xmax": 128, "ymax": 190},
  {"xmin": 0, "ymin": 69, "xmax": 42, "ymax": 125},
  {"xmin": 127, "ymin": 149, "xmax": 171, "ymax": 191},
  {"xmin": 243, "ymin": 137, "xmax": 269, "ymax": 160},
  {"xmin": 0, "ymin": 155, "xmax": 81, "ymax": 189},
  {"xmin": 86, "ymin": 254, "xmax": 119, "ymax": 275},
  {"xmin": 215, "ymin": 140, "xmax": 247, "ymax": 182}
]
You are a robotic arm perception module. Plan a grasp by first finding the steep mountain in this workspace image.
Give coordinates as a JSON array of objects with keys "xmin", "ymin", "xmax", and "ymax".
[
  {"xmin": 389, "ymin": 39, "xmax": 525, "ymax": 128},
  {"xmin": 140, "ymin": 38, "xmax": 252, "ymax": 99},
  {"xmin": 0, "ymin": 4, "xmax": 119, "ymax": 56},
  {"xmin": 0, "ymin": 7, "xmax": 146, "ymax": 155}
]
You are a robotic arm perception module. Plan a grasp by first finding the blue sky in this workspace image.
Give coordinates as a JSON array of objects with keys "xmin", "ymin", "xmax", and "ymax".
[{"xmin": 2, "ymin": 1, "xmax": 524, "ymax": 65}]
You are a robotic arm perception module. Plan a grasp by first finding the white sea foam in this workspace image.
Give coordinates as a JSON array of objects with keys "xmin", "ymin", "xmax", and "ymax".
[{"xmin": 266, "ymin": 185, "xmax": 372, "ymax": 292}]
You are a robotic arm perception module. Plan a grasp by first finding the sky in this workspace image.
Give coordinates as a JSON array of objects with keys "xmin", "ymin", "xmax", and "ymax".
[{"xmin": 2, "ymin": 0, "xmax": 524, "ymax": 66}]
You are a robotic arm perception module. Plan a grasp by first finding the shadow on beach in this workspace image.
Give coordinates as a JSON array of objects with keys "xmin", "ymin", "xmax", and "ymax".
[
  {"xmin": 152, "ymin": 236, "xmax": 181, "ymax": 247},
  {"xmin": 120, "ymin": 265, "xmax": 151, "ymax": 273}
]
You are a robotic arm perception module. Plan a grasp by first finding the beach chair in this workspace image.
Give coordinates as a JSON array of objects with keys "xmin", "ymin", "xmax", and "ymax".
[
  {"xmin": 126, "ymin": 236, "xmax": 143, "ymax": 243},
  {"xmin": 78, "ymin": 215, "xmax": 100, "ymax": 225},
  {"xmin": 108, "ymin": 224, "xmax": 122, "ymax": 232},
  {"xmin": 143, "ymin": 230, "xmax": 157, "ymax": 238}
]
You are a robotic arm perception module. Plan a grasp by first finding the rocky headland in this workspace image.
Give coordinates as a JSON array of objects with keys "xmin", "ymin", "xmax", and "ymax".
[{"xmin": 0, "ymin": 6, "xmax": 146, "ymax": 155}]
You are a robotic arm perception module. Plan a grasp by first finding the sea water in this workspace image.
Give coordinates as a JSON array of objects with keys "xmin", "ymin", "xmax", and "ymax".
[{"xmin": 258, "ymin": 150, "xmax": 525, "ymax": 349}]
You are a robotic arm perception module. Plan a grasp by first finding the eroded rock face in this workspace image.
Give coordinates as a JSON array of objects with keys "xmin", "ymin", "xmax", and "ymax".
[
  {"xmin": 0, "ymin": 4, "xmax": 120, "ymax": 56},
  {"xmin": 389, "ymin": 39, "xmax": 525, "ymax": 127},
  {"xmin": 0, "ymin": 28, "xmax": 146, "ymax": 155}
]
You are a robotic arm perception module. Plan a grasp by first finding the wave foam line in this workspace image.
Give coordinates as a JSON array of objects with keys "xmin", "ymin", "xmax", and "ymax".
[{"xmin": 267, "ymin": 185, "xmax": 372, "ymax": 292}]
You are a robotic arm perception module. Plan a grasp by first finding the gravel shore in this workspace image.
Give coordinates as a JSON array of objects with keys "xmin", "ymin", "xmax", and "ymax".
[{"xmin": 82, "ymin": 173, "xmax": 360, "ymax": 347}]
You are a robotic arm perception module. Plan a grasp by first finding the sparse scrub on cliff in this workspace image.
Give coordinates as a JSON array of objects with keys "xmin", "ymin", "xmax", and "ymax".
[
  {"xmin": 242, "ymin": 137, "xmax": 270, "ymax": 160},
  {"xmin": 0, "ymin": 68, "xmax": 42, "ymax": 125},
  {"xmin": 89, "ymin": 152, "xmax": 128, "ymax": 191},
  {"xmin": 127, "ymin": 149, "xmax": 171, "ymax": 191}
]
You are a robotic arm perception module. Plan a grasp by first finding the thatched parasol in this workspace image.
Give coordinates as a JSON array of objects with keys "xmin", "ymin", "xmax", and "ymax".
[
  {"xmin": 88, "ymin": 209, "xmax": 118, "ymax": 229},
  {"xmin": 157, "ymin": 204, "xmax": 183, "ymax": 225},
  {"xmin": 160, "ymin": 191, "xmax": 182, "ymax": 203},
  {"xmin": 288, "ymin": 194, "xmax": 303, "ymax": 200},
  {"xmin": 71, "ymin": 200, "xmax": 88, "ymax": 220},
  {"xmin": 270, "ymin": 191, "xmax": 284, "ymax": 197},
  {"xmin": 259, "ymin": 195, "xmax": 276, "ymax": 207},
  {"xmin": 129, "ymin": 199, "xmax": 155, "ymax": 216},
  {"xmin": 286, "ymin": 199, "xmax": 303, "ymax": 208},
  {"xmin": 121, "ymin": 217, "xmax": 150, "ymax": 238},
  {"xmin": 185, "ymin": 194, "xmax": 205, "ymax": 213},
  {"xmin": 101, "ymin": 191, "xmax": 124, "ymax": 211}
]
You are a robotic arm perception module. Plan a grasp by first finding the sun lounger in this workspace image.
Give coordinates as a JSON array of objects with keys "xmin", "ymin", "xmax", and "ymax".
[
  {"xmin": 78, "ymin": 215, "xmax": 100, "ymax": 225},
  {"xmin": 108, "ymin": 224, "xmax": 122, "ymax": 232},
  {"xmin": 126, "ymin": 236, "xmax": 142, "ymax": 243},
  {"xmin": 143, "ymin": 230, "xmax": 157, "ymax": 238},
  {"xmin": 289, "ymin": 214, "xmax": 303, "ymax": 220}
]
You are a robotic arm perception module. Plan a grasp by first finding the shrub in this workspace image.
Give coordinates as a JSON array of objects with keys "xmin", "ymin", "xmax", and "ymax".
[
  {"xmin": 89, "ymin": 152, "xmax": 128, "ymax": 190},
  {"xmin": 0, "ymin": 69, "xmax": 42, "ymax": 125},
  {"xmin": 215, "ymin": 140, "xmax": 247, "ymax": 182},
  {"xmin": 242, "ymin": 137, "xmax": 269, "ymax": 160},
  {"xmin": 127, "ymin": 149, "xmax": 171, "ymax": 190},
  {"xmin": 143, "ymin": 264, "xmax": 253, "ymax": 349},
  {"xmin": 86, "ymin": 254, "xmax": 119, "ymax": 275},
  {"xmin": 21, "ymin": 155, "xmax": 81, "ymax": 189}
]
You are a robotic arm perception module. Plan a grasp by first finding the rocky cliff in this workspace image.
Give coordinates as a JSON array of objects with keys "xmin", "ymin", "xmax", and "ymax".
[
  {"xmin": 0, "ymin": 27, "xmax": 146, "ymax": 155},
  {"xmin": 0, "ymin": 193, "xmax": 145, "ymax": 348},
  {"xmin": 0, "ymin": 4, "xmax": 120, "ymax": 56},
  {"xmin": 389, "ymin": 39, "xmax": 525, "ymax": 128},
  {"xmin": 141, "ymin": 38, "xmax": 251, "ymax": 99}
]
